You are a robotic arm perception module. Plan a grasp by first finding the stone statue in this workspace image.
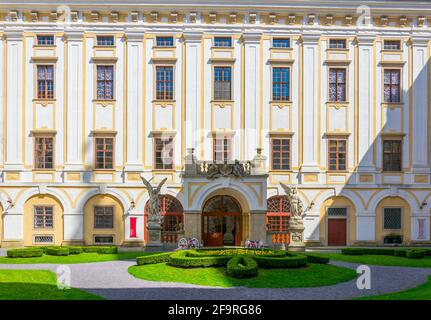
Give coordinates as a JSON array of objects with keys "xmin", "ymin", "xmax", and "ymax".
[
  {"xmin": 232, "ymin": 160, "xmax": 245, "ymax": 177},
  {"xmin": 280, "ymin": 183, "xmax": 305, "ymax": 251},
  {"xmin": 207, "ymin": 161, "xmax": 220, "ymax": 179},
  {"xmin": 141, "ymin": 176, "xmax": 168, "ymax": 223},
  {"xmin": 280, "ymin": 183, "xmax": 303, "ymax": 217}
]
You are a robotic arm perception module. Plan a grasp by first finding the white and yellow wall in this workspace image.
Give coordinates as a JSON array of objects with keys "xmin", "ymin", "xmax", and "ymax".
[{"xmin": 0, "ymin": 0, "xmax": 430, "ymax": 247}]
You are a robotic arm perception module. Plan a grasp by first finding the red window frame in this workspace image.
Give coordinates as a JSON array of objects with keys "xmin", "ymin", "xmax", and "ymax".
[
  {"xmin": 37, "ymin": 65, "xmax": 54, "ymax": 99},
  {"xmin": 34, "ymin": 136, "xmax": 54, "ymax": 169},
  {"xmin": 213, "ymin": 136, "xmax": 232, "ymax": 163},
  {"xmin": 95, "ymin": 137, "xmax": 114, "ymax": 169},
  {"xmin": 156, "ymin": 66, "xmax": 174, "ymax": 100},
  {"xmin": 329, "ymin": 68, "xmax": 346, "ymax": 102},
  {"xmin": 154, "ymin": 137, "xmax": 174, "ymax": 170},
  {"xmin": 96, "ymin": 65, "xmax": 114, "ymax": 100},
  {"xmin": 266, "ymin": 196, "xmax": 290, "ymax": 233},
  {"xmin": 34, "ymin": 206, "xmax": 54, "ymax": 229},
  {"xmin": 328, "ymin": 139, "xmax": 347, "ymax": 171},
  {"xmin": 270, "ymin": 138, "xmax": 291, "ymax": 170},
  {"xmin": 384, "ymin": 69, "xmax": 401, "ymax": 103}
]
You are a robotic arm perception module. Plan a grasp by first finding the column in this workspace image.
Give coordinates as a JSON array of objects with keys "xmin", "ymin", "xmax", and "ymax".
[{"xmin": 249, "ymin": 211, "xmax": 266, "ymax": 244}]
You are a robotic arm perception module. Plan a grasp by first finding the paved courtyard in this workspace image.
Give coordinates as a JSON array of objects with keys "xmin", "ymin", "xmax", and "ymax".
[{"xmin": 0, "ymin": 260, "xmax": 429, "ymax": 300}]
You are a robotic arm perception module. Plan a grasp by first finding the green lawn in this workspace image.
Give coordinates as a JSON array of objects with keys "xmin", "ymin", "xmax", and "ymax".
[
  {"xmin": 308, "ymin": 252, "xmax": 431, "ymax": 268},
  {"xmin": 357, "ymin": 275, "xmax": 431, "ymax": 300},
  {"xmin": 128, "ymin": 262, "xmax": 357, "ymax": 288},
  {"xmin": 0, "ymin": 270, "xmax": 102, "ymax": 300},
  {"xmin": 0, "ymin": 252, "xmax": 155, "ymax": 264}
]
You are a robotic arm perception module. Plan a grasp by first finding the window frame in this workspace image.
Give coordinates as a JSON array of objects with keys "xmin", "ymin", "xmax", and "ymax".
[
  {"xmin": 154, "ymin": 136, "xmax": 175, "ymax": 170},
  {"xmin": 382, "ymin": 138, "xmax": 402, "ymax": 172},
  {"xmin": 34, "ymin": 135, "xmax": 55, "ymax": 170},
  {"xmin": 266, "ymin": 196, "xmax": 290, "ymax": 233},
  {"xmin": 155, "ymin": 36, "xmax": 175, "ymax": 47},
  {"xmin": 96, "ymin": 35, "xmax": 115, "ymax": 47},
  {"xmin": 328, "ymin": 38, "xmax": 347, "ymax": 49},
  {"xmin": 383, "ymin": 68, "xmax": 401, "ymax": 103},
  {"xmin": 95, "ymin": 65, "xmax": 115, "ymax": 100},
  {"xmin": 33, "ymin": 205, "xmax": 54, "ymax": 229},
  {"xmin": 270, "ymin": 137, "xmax": 291, "ymax": 171},
  {"xmin": 36, "ymin": 64, "xmax": 55, "ymax": 100},
  {"xmin": 383, "ymin": 40, "xmax": 401, "ymax": 51},
  {"xmin": 213, "ymin": 65, "xmax": 233, "ymax": 101},
  {"xmin": 94, "ymin": 136, "xmax": 115, "ymax": 170},
  {"xmin": 155, "ymin": 65, "xmax": 175, "ymax": 101},
  {"xmin": 327, "ymin": 138, "xmax": 348, "ymax": 172},
  {"xmin": 213, "ymin": 36, "xmax": 233, "ymax": 48},
  {"xmin": 383, "ymin": 207, "xmax": 403, "ymax": 230},
  {"xmin": 93, "ymin": 206, "xmax": 114, "ymax": 229},
  {"xmin": 36, "ymin": 35, "xmax": 55, "ymax": 46},
  {"xmin": 212, "ymin": 135, "xmax": 232, "ymax": 163},
  {"xmin": 271, "ymin": 37, "xmax": 290, "ymax": 49},
  {"xmin": 271, "ymin": 66, "xmax": 291, "ymax": 102},
  {"xmin": 328, "ymin": 67, "xmax": 347, "ymax": 102}
]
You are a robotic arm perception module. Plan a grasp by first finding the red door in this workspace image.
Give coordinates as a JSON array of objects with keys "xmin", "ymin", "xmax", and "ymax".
[{"xmin": 328, "ymin": 219, "xmax": 347, "ymax": 246}]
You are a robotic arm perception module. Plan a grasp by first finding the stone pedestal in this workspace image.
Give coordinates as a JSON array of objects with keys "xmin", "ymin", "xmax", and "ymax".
[
  {"xmin": 146, "ymin": 220, "xmax": 162, "ymax": 251},
  {"xmin": 288, "ymin": 217, "xmax": 305, "ymax": 252}
]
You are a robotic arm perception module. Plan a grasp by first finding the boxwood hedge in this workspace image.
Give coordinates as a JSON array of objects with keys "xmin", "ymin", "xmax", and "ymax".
[
  {"xmin": 406, "ymin": 249, "xmax": 426, "ymax": 259},
  {"xmin": 341, "ymin": 248, "xmax": 364, "ymax": 255},
  {"xmin": 137, "ymin": 252, "xmax": 172, "ymax": 265},
  {"xmin": 7, "ymin": 248, "xmax": 43, "ymax": 258},
  {"xmin": 96, "ymin": 246, "xmax": 118, "ymax": 254},
  {"xmin": 304, "ymin": 254, "xmax": 330, "ymax": 264},
  {"xmin": 46, "ymin": 247, "xmax": 69, "ymax": 256},
  {"xmin": 168, "ymin": 250, "xmax": 231, "ymax": 268},
  {"xmin": 66, "ymin": 246, "xmax": 83, "ymax": 255},
  {"xmin": 361, "ymin": 248, "xmax": 395, "ymax": 255},
  {"xmin": 394, "ymin": 249, "xmax": 407, "ymax": 257},
  {"xmin": 253, "ymin": 254, "xmax": 307, "ymax": 268},
  {"xmin": 226, "ymin": 256, "xmax": 258, "ymax": 278}
]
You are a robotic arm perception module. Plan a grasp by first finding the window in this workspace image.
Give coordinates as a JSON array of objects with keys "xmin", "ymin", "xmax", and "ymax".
[
  {"xmin": 329, "ymin": 68, "xmax": 346, "ymax": 102},
  {"xmin": 34, "ymin": 137, "xmax": 54, "ymax": 169},
  {"xmin": 213, "ymin": 136, "xmax": 232, "ymax": 163},
  {"xmin": 94, "ymin": 235, "xmax": 114, "ymax": 244},
  {"xmin": 156, "ymin": 66, "xmax": 174, "ymax": 100},
  {"xmin": 384, "ymin": 40, "xmax": 401, "ymax": 50},
  {"xmin": 328, "ymin": 207, "xmax": 347, "ymax": 217},
  {"xmin": 329, "ymin": 39, "xmax": 347, "ymax": 49},
  {"xmin": 33, "ymin": 235, "xmax": 54, "ymax": 244},
  {"xmin": 383, "ymin": 208, "xmax": 402, "ymax": 230},
  {"xmin": 34, "ymin": 206, "xmax": 53, "ymax": 229},
  {"xmin": 272, "ymin": 38, "xmax": 290, "ymax": 48},
  {"xmin": 37, "ymin": 65, "xmax": 54, "ymax": 99},
  {"xmin": 95, "ymin": 137, "xmax": 114, "ymax": 169},
  {"xmin": 96, "ymin": 65, "xmax": 114, "ymax": 100},
  {"xmin": 156, "ymin": 36, "xmax": 174, "ymax": 47},
  {"xmin": 154, "ymin": 137, "xmax": 174, "ymax": 169},
  {"xmin": 214, "ymin": 37, "xmax": 232, "ymax": 47},
  {"xmin": 384, "ymin": 69, "xmax": 400, "ymax": 103},
  {"xmin": 271, "ymin": 138, "xmax": 290, "ymax": 170},
  {"xmin": 96, "ymin": 36, "xmax": 115, "ymax": 46},
  {"xmin": 272, "ymin": 67, "xmax": 290, "ymax": 101},
  {"xmin": 383, "ymin": 140, "xmax": 402, "ymax": 172},
  {"xmin": 266, "ymin": 196, "xmax": 290, "ymax": 233},
  {"xmin": 94, "ymin": 206, "xmax": 114, "ymax": 229},
  {"xmin": 328, "ymin": 139, "xmax": 347, "ymax": 171},
  {"xmin": 214, "ymin": 66, "xmax": 232, "ymax": 100},
  {"xmin": 37, "ymin": 35, "xmax": 54, "ymax": 46}
]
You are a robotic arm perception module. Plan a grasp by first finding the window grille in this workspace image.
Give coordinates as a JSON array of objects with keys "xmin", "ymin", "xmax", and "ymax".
[
  {"xmin": 94, "ymin": 235, "xmax": 114, "ymax": 244},
  {"xmin": 328, "ymin": 207, "xmax": 347, "ymax": 216},
  {"xmin": 384, "ymin": 208, "xmax": 402, "ymax": 230},
  {"xmin": 34, "ymin": 235, "xmax": 54, "ymax": 244}
]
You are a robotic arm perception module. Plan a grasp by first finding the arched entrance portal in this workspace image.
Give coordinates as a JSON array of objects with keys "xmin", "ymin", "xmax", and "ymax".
[{"xmin": 202, "ymin": 195, "xmax": 242, "ymax": 247}]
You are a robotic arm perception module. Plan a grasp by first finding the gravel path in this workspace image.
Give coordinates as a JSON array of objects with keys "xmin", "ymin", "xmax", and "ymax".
[{"xmin": 0, "ymin": 260, "xmax": 430, "ymax": 300}]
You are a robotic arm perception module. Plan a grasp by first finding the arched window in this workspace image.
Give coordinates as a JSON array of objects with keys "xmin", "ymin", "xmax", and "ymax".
[
  {"xmin": 145, "ymin": 195, "xmax": 184, "ymax": 243},
  {"xmin": 266, "ymin": 196, "xmax": 290, "ymax": 233}
]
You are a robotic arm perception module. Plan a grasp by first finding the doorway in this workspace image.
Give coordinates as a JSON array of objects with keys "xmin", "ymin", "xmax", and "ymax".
[{"xmin": 328, "ymin": 218, "xmax": 347, "ymax": 246}]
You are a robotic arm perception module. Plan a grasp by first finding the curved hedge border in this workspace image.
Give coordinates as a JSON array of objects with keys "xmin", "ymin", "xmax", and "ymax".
[
  {"xmin": 168, "ymin": 250, "xmax": 231, "ymax": 268},
  {"xmin": 7, "ymin": 248, "xmax": 43, "ymax": 258},
  {"xmin": 253, "ymin": 254, "xmax": 307, "ymax": 268},
  {"xmin": 191, "ymin": 248, "xmax": 285, "ymax": 257},
  {"xmin": 137, "ymin": 252, "xmax": 172, "ymax": 265},
  {"xmin": 226, "ymin": 256, "xmax": 258, "ymax": 278},
  {"xmin": 304, "ymin": 254, "xmax": 330, "ymax": 264}
]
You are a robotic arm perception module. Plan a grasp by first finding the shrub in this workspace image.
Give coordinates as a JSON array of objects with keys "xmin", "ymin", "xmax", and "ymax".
[
  {"xmin": 341, "ymin": 248, "xmax": 364, "ymax": 255},
  {"xmin": 7, "ymin": 248, "xmax": 43, "ymax": 258},
  {"xmin": 394, "ymin": 249, "xmax": 407, "ymax": 257},
  {"xmin": 406, "ymin": 249, "xmax": 426, "ymax": 259},
  {"xmin": 305, "ymin": 254, "xmax": 329, "ymax": 264},
  {"xmin": 46, "ymin": 247, "xmax": 69, "ymax": 256},
  {"xmin": 29, "ymin": 246, "xmax": 50, "ymax": 254},
  {"xmin": 361, "ymin": 248, "xmax": 395, "ymax": 256},
  {"xmin": 82, "ymin": 246, "xmax": 100, "ymax": 253},
  {"xmin": 253, "ymin": 254, "xmax": 307, "ymax": 268},
  {"xmin": 193, "ymin": 248, "xmax": 284, "ymax": 257},
  {"xmin": 226, "ymin": 256, "xmax": 258, "ymax": 278},
  {"xmin": 137, "ymin": 252, "xmax": 172, "ymax": 265},
  {"xmin": 96, "ymin": 246, "xmax": 118, "ymax": 254},
  {"xmin": 66, "ymin": 246, "xmax": 83, "ymax": 255},
  {"xmin": 168, "ymin": 250, "xmax": 230, "ymax": 268}
]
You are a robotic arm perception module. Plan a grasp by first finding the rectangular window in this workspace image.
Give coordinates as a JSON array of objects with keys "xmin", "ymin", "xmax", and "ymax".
[
  {"xmin": 94, "ymin": 206, "xmax": 114, "ymax": 229},
  {"xmin": 383, "ymin": 140, "xmax": 402, "ymax": 172},
  {"xmin": 34, "ymin": 206, "xmax": 53, "ymax": 229},
  {"xmin": 213, "ymin": 136, "xmax": 232, "ymax": 163},
  {"xmin": 271, "ymin": 138, "xmax": 291, "ymax": 170},
  {"xmin": 267, "ymin": 216, "xmax": 289, "ymax": 232},
  {"xmin": 329, "ymin": 68, "xmax": 346, "ymax": 102},
  {"xmin": 96, "ymin": 65, "xmax": 114, "ymax": 100},
  {"xmin": 272, "ymin": 38, "xmax": 290, "ymax": 48},
  {"xmin": 214, "ymin": 66, "xmax": 232, "ymax": 100},
  {"xmin": 214, "ymin": 37, "xmax": 232, "ymax": 47},
  {"xmin": 384, "ymin": 69, "xmax": 400, "ymax": 103},
  {"xmin": 328, "ymin": 139, "xmax": 347, "ymax": 171},
  {"xmin": 156, "ymin": 66, "xmax": 174, "ymax": 100},
  {"xmin": 96, "ymin": 36, "xmax": 115, "ymax": 46},
  {"xmin": 328, "ymin": 207, "xmax": 348, "ymax": 217},
  {"xmin": 34, "ymin": 137, "xmax": 54, "ymax": 169},
  {"xmin": 383, "ymin": 208, "xmax": 402, "ymax": 230},
  {"xmin": 272, "ymin": 67, "xmax": 290, "ymax": 101},
  {"xmin": 37, "ymin": 65, "xmax": 54, "ymax": 99},
  {"xmin": 329, "ymin": 39, "xmax": 347, "ymax": 49},
  {"xmin": 94, "ymin": 235, "xmax": 114, "ymax": 244},
  {"xmin": 37, "ymin": 35, "xmax": 54, "ymax": 46},
  {"xmin": 156, "ymin": 36, "xmax": 174, "ymax": 47},
  {"xmin": 95, "ymin": 137, "xmax": 114, "ymax": 169},
  {"xmin": 384, "ymin": 40, "xmax": 401, "ymax": 50},
  {"xmin": 155, "ymin": 137, "xmax": 174, "ymax": 169}
]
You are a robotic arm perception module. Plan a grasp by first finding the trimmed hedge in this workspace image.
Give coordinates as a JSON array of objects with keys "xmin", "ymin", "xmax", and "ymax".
[
  {"xmin": 305, "ymin": 254, "xmax": 329, "ymax": 264},
  {"xmin": 46, "ymin": 247, "xmax": 69, "ymax": 256},
  {"xmin": 168, "ymin": 250, "xmax": 231, "ymax": 268},
  {"xmin": 226, "ymin": 256, "xmax": 258, "ymax": 278},
  {"xmin": 66, "ymin": 246, "xmax": 83, "ymax": 255},
  {"xmin": 341, "ymin": 248, "xmax": 364, "ymax": 255},
  {"xmin": 137, "ymin": 252, "xmax": 172, "ymax": 265},
  {"xmin": 96, "ymin": 246, "xmax": 118, "ymax": 254},
  {"xmin": 406, "ymin": 249, "xmax": 426, "ymax": 259},
  {"xmin": 253, "ymin": 254, "xmax": 307, "ymax": 268},
  {"xmin": 192, "ymin": 248, "xmax": 284, "ymax": 257},
  {"xmin": 361, "ymin": 248, "xmax": 395, "ymax": 256},
  {"xmin": 7, "ymin": 248, "xmax": 43, "ymax": 258},
  {"xmin": 394, "ymin": 249, "xmax": 407, "ymax": 257}
]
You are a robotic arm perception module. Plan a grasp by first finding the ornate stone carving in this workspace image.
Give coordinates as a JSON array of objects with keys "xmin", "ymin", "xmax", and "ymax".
[
  {"xmin": 200, "ymin": 161, "xmax": 252, "ymax": 179},
  {"xmin": 140, "ymin": 176, "xmax": 167, "ymax": 224},
  {"xmin": 280, "ymin": 183, "xmax": 305, "ymax": 251}
]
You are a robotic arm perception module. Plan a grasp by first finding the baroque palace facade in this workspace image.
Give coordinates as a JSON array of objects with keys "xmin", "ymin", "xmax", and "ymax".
[{"xmin": 0, "ymin": 0, "xmax": 430, "ymax": 248}]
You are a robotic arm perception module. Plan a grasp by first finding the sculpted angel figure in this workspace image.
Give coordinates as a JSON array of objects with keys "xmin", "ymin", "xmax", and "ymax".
[
  {"xmin": 280, "ymin": 183, "xmax": 303, "ymax": 218},
  {"xmin": 141, "ymin": 176, "xmax": 168, "ymax": 223}
]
